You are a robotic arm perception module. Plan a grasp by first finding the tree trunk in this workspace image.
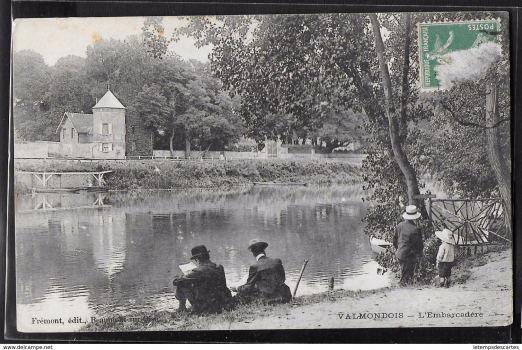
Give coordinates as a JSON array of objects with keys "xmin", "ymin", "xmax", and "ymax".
[
  {"xmin": 169, "ymin": 128, "xmax": 175, "ymax": 158},
  {"xmin": 485, "ymin": 83, "xmax": 512, "ymax": 234},
  {"xmin": 369, "ymin": 13, "xmax": 422, "ymax": 207},
  {"xmin": 399, "ymin": 13, "xmax": 411, "ymax": 137},
  {"xmin": 185, "ymin": 137, "xmax": 191, "ymax": 159}
]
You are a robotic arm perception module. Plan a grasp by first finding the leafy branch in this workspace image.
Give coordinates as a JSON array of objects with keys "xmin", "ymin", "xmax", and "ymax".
[{"xmin": 440, "ymin": 101, "xmax": 509, "ymax": 129}]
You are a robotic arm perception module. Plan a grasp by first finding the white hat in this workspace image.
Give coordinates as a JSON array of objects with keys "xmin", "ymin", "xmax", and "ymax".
[
  {"xmin": 435, "ymin": 228, "xmax": 455, "ymax": 245},
  {"xmin": 402, "ymin": 205, "xmax": 421, "ymax": 220}
]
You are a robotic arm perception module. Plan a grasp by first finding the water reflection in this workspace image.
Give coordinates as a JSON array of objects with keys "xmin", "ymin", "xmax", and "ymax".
[{"xmin": 16, "ymin": 185, "xmax": 386, "ymax": 331}]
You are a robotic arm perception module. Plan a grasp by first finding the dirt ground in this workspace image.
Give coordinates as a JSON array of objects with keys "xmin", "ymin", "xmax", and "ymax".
[{"xmin": 200, "ymin": 249, "xmax": 512, "ymax": 330}]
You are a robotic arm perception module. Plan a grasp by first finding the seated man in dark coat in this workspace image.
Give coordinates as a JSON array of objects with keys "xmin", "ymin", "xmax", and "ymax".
[
  {"xmin": 232, "ymin": 239, "xmax": 292, "ymax": 304},
  {"xmin": 172, "ymin": 245, "xmax": 232, "ymax": 314}
]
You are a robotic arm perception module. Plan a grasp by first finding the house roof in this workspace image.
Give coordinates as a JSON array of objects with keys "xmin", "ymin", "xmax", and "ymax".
[
  {"xmin": 92, "ymin": 89, "xmax": 125, "ymax": 109},
  {"xmin": 56, "ymin": 113, "xmax": 93, "ymax": 134}
]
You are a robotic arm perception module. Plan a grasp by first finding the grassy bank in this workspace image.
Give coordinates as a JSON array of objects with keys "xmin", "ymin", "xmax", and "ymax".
[
  {"xmin": 81, "ymin": 288, "xmax": 391, "ymax": 332},
  {"xmin": 81, "ymin": 245, "xmax": 509, "ymax": 332},
  {"xmin": 15, "ymin": 159, "xmax": 361, "ymax": 191}
]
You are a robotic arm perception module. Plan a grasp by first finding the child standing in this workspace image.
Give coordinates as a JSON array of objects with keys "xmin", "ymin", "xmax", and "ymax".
[{"xmin": 435, "ymin": 229, "xmax": 456, "ymax": 288}]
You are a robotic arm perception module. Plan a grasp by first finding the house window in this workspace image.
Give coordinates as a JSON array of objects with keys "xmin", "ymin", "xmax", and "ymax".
[
  {"xmin": 71, "ymin": 128, "xmax": 74, "ymax": 138},
  {"xmin": 102, "ymin": 143, "xmax": 111, "ymax": 153},
  {"xmin": 102, "ymin": 123, "xmax": 109, "ymax": 135},
  {"xmin": 62, "ymin": 128, "xmax": 66, "ymax": 139}
]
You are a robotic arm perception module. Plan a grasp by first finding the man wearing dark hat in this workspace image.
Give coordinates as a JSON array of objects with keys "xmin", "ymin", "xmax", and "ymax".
[
  {"xmin": 172, "ymin": 245, "xmax": 232, "ymax": 314},
  {"xmin": 393, "ymin": 205, "xmax": 424, "ymax": 286},
  {"xmin": 232, "ymin": 239, "xmax": 292, "ymax": 304}
]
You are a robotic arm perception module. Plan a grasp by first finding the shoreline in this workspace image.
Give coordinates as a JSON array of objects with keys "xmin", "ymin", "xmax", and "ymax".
[
  {"xmin": 82, "ymin": 247, "xmax": 512, "ymax": 331},
  {"xmin": 14, "ymin": 158, "xmax": 362, "ymax": 193}
]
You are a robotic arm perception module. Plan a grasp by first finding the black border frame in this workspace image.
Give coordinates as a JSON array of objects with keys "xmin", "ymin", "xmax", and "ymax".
[{"xmin": 3, "ymin": 0, "xmax": 521, "ymax": 343}]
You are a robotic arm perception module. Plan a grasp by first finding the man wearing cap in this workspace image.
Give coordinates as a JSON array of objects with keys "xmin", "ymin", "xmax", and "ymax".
[
  {"xmin": 232, "ymin": 239, "xmax": 292, "ymax": 304},
  {"xmin": 172, "ymin": 245, "xmax": 232, "ymax": 314},
  {"xmin": 393, "ymin": 205, "xmax": 424, "ymax": 286}
]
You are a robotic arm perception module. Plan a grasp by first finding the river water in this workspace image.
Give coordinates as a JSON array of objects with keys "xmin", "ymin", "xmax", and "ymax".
[{"xmin": 15, "ymin": 185, "xmax": 391, "ymax": 331}]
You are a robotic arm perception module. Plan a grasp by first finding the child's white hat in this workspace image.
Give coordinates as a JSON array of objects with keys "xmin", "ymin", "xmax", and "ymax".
[{"xmin": 435, "ymin": 228, "xmax": 455, "ymax": 245}]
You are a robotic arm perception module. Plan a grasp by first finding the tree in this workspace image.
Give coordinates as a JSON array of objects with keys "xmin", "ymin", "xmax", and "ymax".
[
  {"xmin": 316, "ymin": 109, "xmax": 367, "ymax": 153},
  {"xmin": 174, "ymin": 15, "xmax": 332, "ymax": 143},
  {"xmin": 176, "ymin": 12, "xmax": 511, "ymax": 248},
  {"xmin": 44, "ymin": 55, "xmax": 95, "ymax": 116},
  {"xmin": 175, "ymin": 13, "xmax": 427, "ymax": 235},
  {"xmin": 178, "ymin": 62, "xmax": 244, "ymax": 155},
  {"xmin": 35, "ymin": 55, "xmax": 94, "ymax": 141},
  {"xmin": 413, "ymin": 11, "xmax": 511, "ymax": 234},
  {"xmin": 85, "ymin": 38, "xmax": 126, "ymax": 87},
  {"xmin": 423, "ymin": 73, "xmax": 511, "ymax": 233},
  {"xmin": 12, "ymin": 50, "xmax": 51, "ymax": 141},
  {"xmin": 134, "ymin": 83, "xmax": 172, "ymax": 135},
  {"xmin": 142, "ymin": 16, "xmax": 170, "ymax": 59}
]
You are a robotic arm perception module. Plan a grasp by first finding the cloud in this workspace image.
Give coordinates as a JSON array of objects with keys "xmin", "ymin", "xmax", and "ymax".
[{"xmin": 434, "ymin": 41, "xmax": 502, "ymax": 90}]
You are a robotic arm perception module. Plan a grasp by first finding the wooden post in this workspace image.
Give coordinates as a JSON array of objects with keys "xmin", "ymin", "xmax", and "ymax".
[
  {"xmin": 292, "ymin": 259, "xmax": 309, "ymax": 299},
  {"xmin": 328, "ymin": 276, "xmax": 335, "ymax": 292},
  {"xmin": 427, "ymin": 197, "xmax": 432, "ymax": 222}
]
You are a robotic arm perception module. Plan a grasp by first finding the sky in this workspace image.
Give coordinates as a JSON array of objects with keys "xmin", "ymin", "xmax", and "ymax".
[{"xmin": 12, "ymin": 17, "xmax": 213, "ymax": 66}]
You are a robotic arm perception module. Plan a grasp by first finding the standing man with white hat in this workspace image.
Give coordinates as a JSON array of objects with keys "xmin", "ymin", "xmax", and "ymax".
[{"xmin": 393, "ymin": 205, "xmax": 424, "ymax": 286}]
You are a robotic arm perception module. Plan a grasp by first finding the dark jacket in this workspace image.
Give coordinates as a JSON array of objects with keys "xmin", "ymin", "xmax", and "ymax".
[
  {"xmin": 393, "ymin": 220, "xmax": 424, "ymax": 261},
  {"xmin": 237, "ymin": 256, "xmax": 292, "ymax": 302},
  {"xmin": 172, "ymin": 260, "xmax": 232, "ymax": 313}
]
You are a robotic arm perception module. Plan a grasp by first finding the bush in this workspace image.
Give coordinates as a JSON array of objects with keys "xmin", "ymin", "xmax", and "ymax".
[{"xmin": 374, "ymin": 224, "xmax": 440, "ymax": 286}]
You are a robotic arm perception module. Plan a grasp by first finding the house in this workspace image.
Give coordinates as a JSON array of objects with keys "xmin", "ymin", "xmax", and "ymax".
[{"xmin": 56, "ymin": 89, "xmax": 126, "ymax": 159}]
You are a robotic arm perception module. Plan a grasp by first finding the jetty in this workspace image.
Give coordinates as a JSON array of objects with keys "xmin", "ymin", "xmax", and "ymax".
[{"xmin": 17, "ymin": 170, "xmax": 112, "ymax": 190}]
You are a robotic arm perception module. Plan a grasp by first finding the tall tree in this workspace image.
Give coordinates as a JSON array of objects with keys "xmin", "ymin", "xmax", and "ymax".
[
  {"xmin": 178, "ymin": 61, "xmax": 244, "ymax": 154},
  {"xmin": 369, "ymin": 13, "xmax": 422, "ymax": 206},
  {"xmin": 12, "ymin": 50, "xmax": 51, "ymax": 141},
  {"xmin": 175, "ymin": 13, "xmax": 427, "ymax": 238}
]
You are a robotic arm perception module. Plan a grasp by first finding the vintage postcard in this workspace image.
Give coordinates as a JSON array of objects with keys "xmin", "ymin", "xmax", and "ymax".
[{"xmin": 11, "ymin": 11, "xmax": 512, "ymax": 333}]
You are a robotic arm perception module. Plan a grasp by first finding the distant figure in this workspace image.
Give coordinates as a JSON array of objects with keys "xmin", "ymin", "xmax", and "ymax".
[
  {"xmin": 393, "ymin": 205, "xmax": 424, "ymax": 286},
  {"xmin": 172, "ymin": 245, "xmax": 232, "ymax": 314},
  {"xmin": 435, "ymin": 229, "xmax": 456, "ymax": 288},
  {"xmin": 232, "ymin": 239, "xmax": 292, "ymax": 304}
]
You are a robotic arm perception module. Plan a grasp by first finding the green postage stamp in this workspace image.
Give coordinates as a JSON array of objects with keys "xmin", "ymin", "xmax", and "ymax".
[{"xmin": 418, "ymin": 20, "xmax": 501, "ymax": 91}]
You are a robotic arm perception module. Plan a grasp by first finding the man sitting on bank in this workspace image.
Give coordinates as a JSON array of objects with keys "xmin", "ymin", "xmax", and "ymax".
[
  {"xmin": 172, "ymin": 245, "xmax": 232, "ymax": 314},
  {"xmin": 232, "ymin": 239, "xmax": 292, "ymax": 304}
]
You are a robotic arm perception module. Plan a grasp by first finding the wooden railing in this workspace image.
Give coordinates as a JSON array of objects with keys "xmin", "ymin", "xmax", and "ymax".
[{"xmin": 428, "ymin": 198, "xmax": 510, "ymax": 246}]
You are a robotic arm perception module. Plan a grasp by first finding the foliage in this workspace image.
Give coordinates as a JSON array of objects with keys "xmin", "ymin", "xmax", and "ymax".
[
  {"xmin": 419, "ymin": 73, "xmax": 510, "ymax": 200},
  {"xmin": 366, "ymin": 12, "xmax": 509, "ymax": 267},
  {"xmin": 134, "ymin": 83, "xmax": 172, "ymax": 131},
  {"xmin": 142, "ymin": 16, "xmax": 170, "ymax": 59},
  {"xmin": 316, "ymin": 109, "xmax": 368, "ymax": 153},
  {"xmin": 178, "ymin": 62, "xmax": 244, "ymax": 151},
  {"xmin": 174, "ymin": 14, "xmax": 373, "ymax": 144},
  {"xmin": 174, "ymin": 12, "xmax": 512, "ymax": 283},
  {"xmin": 15, "ymin": 159, "xmax": 360, "ymax": 192},
  {"xmin": 13, "ymin": 19, "xmax": 244, "ymax": 152},
  {"xmin": 12, "ymin": 50, "xmax": 51, "ymax": 141}
]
